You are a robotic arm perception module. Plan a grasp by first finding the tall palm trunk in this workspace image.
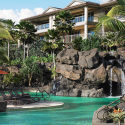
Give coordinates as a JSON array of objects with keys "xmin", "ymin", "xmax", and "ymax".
[
  {"xmin": 23, "ymin": 41, "xmax": 25, "ymax": 60},
  {"xmin": 28, "ymin": 74, "xmax": 32, "ymax": 86},
  {"xmin": 8, "ymin": 40, "xmax": 9, "ymax": 59},
  {"xmin": 27, "ymin": 44, "xmax": 29, "ymax": 57},
  {"xmin": 53, "ymin": 50, "xmax": 55, "ymax": 80}
]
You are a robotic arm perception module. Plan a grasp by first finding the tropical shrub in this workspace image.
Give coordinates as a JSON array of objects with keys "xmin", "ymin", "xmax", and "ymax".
[
  {"xmin": 101, "ymin": 32, "xmax": 118, "ymax": 52},
  {"xmin": 73, "ymin": 36, "xmax": 83, "ymax": 50},
  {"xmin": 20, "ymin": 56, "xmax": 43, "ymax": 86},
  {"xmin": 81, "ymin": 34, "xmax": 102, "ymax": 51},
  {"xmin": 3, "ymin": 72, "xmax": 23, "ymax": 87}
]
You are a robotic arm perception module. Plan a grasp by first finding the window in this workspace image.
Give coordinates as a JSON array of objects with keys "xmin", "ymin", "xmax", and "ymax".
[
  {"xmin": 88, "ymin": 12, "xmax": 94, "ymax": 22},
  {"xmin": 42, "ymin": 24, "xmax": 45, "ymax": 29},
  {"xmin": 38, "ymin": 25, "xmax": 41, "ymax": 30},
  {"xmin": 46, "ymin": 23, "xmax": 49, "ymax": 29},
  {"xmin": 75, "ymin": 17, "xmax": 78, "ymax": 23},
  {"xmin": 40, "ymin": 37, "xmax": 44, "ymax": 40}
]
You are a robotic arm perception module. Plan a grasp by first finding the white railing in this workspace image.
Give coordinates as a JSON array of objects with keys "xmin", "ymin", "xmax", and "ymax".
[
  {"xmin": 60, "ymin": 34, "xmax": 85, "ymax": 43},
  {"xmin": 60, "ymin": 32, "xmax": 107, "ymax": 43}
]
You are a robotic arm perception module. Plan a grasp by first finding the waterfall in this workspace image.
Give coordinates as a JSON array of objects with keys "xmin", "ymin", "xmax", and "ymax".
[
  {"xmin": 110, "ymin": 68, "xmax": 113, "ymax": 96},
  {"xmin": 121, "ymin": 69, "xmax": 125, "ymax": 95}
]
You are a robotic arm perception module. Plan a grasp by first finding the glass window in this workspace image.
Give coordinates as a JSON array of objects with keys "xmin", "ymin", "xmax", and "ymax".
[
  {"xmin": 88, "ymin": 16, "xmax": 91, "ymax": 21},
  {"xmin": 83, "ymin": 16, "xmax": 84, "ymax": 21},
  {"xmin": 42, "ymin": 24, "xmax": 45, "ymax": 29},
  {"xmin": 80, "ymin": 16, "xmax": 83, "ymax": 22},
  {"xmin": 40, "ymin": 37, "xmax": 44, "ymax": 40},
  {"xmin": 38, "ymin": 25, "xmax": 41, "ymax": 30},
  {"xmin": 71, "ymin": 20, "xmax": 74, "ymax": 23},
  {"xmin": 46, "ymin": 23, "xmax": 49, "ymax": 29},
  {"xmin": 75, "ymin": 17, "xmax": 78, "ymax": 23}
]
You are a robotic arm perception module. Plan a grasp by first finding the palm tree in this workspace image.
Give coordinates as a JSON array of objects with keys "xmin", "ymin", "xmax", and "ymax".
[
  {"xmin": 0, "ymin": 19, "xmax": 14, "ymax": 59},
  {"xmin": 16, "ymin": 20, "xmax": 37, "ymax": 60},
  {"xmin": 0, "ymin": 49, "xmax": 9, "ymax": 63},
  {"xmin": 54, "ymin": 10, "xmax": 74, "ymax": 43},
  {"xmin": 42, "ymin": 29, "xmax": 60, "ymax": 80},
  {"xmin": 96, "ymin": 0, "xmax": 125, "ymax": 47}
]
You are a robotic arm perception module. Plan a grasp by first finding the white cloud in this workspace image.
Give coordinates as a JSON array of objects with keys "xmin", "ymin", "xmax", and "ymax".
[
  {"xmin": 34, "ymin": 8, "xmax": 44, "ymax": 15},
  {"xmin": 98, "ymin": 0, "xmax": 111, "ymax": 3},
  {"xmin": 0, "ymin": 8, "xmax": 44, "ymax": 24}
]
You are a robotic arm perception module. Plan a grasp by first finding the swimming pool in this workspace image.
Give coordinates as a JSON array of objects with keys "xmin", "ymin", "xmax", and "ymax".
[{"xmin": 0, "ymin": 92, "xmax": 119, "ymax": 125}]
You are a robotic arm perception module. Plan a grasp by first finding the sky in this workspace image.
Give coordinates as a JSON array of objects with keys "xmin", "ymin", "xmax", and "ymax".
[{"xmin": 0, "ymin": 0, "xmax": 109, "ymax": 24}]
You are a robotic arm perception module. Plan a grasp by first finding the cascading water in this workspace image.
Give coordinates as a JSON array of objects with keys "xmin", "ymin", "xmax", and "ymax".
[
  {"xmin": 110, "ymin": 68, "xmax": 113, "ymax": 96},
  {"xmin": 121, "ymin": 69, "xmax": 125, "ymax": 95}
]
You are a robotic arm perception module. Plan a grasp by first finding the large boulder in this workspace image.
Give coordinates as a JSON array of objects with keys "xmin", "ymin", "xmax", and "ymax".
[
  {"xmin": 92, "ymin": 105, "xmax": 109, "ymax": 125},
  {"xmin": 84, "ymin": 64, "xmax": 107, "ymax": 84},
  {"xmin": 56, "ymin": 88, "xmax": 81, "ymax": 97},
  {"xmin": 117, "ymin": 47, "xmax": 125, "ymax": 60},
  {"xmin": 78, "ymin": 48, "xmax": 100, "ymax": 69},
  {"xmin": 69, "ymin": 88, "xmax": 82, "ymax": 97},
  {"xmin": 81, "ymin": 88, "xmax": 103, "ymax": 97},
  {"xmin": 56, "ymin": 63, "xmax": 84, "ymax": 80},
  {"xmin": 107, "ymin": 66, "xmax": 122, "ymax": 83},
  {"xmin": 56, "ymin": 48, "xmax": 79, "ymax": 65}
]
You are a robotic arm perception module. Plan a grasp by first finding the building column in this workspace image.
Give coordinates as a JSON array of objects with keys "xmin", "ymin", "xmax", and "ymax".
[
  {"xmin": 49, "ymin": 16, "xmax": 53, "ymax": 29},
  {"xmin": 52, "ymin": 15, "xmax": 55, "ymax": 29},
  {"xmin": 49, "ymin": 15, "xmax": 55, "ymax": 29},
  {"xmin": 18, "ymin": 40, "xmax": 20, "ymax": 48},
  {"xmin": 84, "ymin": 6, "xmax": 88, "ymax": 39}
]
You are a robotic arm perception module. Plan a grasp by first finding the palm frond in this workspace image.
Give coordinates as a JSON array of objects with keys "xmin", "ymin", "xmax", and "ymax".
[
  {"xmin": 96, "ymin": 15, "xmax": 125, "ymax": 31},
  {"xmin": 0, "ymin": 28, "xmax": 13, "ymax": 40},
  {"xmin": 0, "ymin": 50, "xmax": 9, "ymax": 63},
  {"xmin": 117, "ymin": 0, "xmax": 125, "ymax": 5},
  {"xmin": 107, "ymin": 5, "xmax": 125, "ymax": 17}
]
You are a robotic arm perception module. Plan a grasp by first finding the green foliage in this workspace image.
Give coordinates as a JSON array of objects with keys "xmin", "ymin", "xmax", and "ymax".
[
  {"xmin": 0, "ymin": 48, "xmax": 9, "ymax": 64},
  {"xmin": 3, "ymin": 73, "xmax": 23, "ymax": 87},
  {"xmin": 81, "ymin": 34, "xmax": 102, "ymax": 51},
  {"xmin": 49, "ymin": 66, "xmax": 57, "ymax": 79},
  {"xmin": 16, "ymin": 20, "xmax": 37, "ymax": 45},
  {"xmin": 10, "ymin": 59, "xmax": 23, "ymax": 66},
  {"xmin": 109, "ymin": 111, "xmax": 125, "ymax": 123},
  {"xmin": 37, "ymin": 54, "xmax": 53, "ymax": 63},
  {"xmin": 54, "ymin": 10, "xmax": 74, "ymax": 43},
  {"xmin": 0, "ymin": 19, "xmax": 13, "ymax": 40},
  {"xmin": 20, "ymin": 56, "xmax": 42, "ymax": 86},
  {"xmin": 101, "ymin": 32, "xmax": 117, "ymax": 51},
  {"xmin": 29, "ymin": 39, "xmax": 44, "ymax": 57},
  {"xmin": 73, "ymin": 37, "xmax": 83, "ymax": 50}
]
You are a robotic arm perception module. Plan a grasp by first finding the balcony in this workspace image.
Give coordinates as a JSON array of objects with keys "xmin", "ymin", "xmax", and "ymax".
[
  {"xmin": 72, "ymin": 15, "xmax": 98, "ymax": 27},
  {"xmin": 36, "ymin": 23, "xmax": 49, "ymax": 34}
]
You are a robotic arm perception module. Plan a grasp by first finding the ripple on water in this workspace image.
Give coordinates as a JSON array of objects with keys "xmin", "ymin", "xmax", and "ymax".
[{"xmin": 0, "ymin": 92, "xmax": 119, "ymax": 125}]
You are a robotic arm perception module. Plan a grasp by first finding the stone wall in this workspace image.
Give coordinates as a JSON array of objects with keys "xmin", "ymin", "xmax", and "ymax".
[{"xmin": 1, "ymin": 47, "xmax": 125, "ymax": 97}]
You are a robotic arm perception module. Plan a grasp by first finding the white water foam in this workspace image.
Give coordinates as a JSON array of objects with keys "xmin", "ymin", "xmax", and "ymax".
[
  {"xmin": 121, "ymin": 69, "xmax": 125, "ymax": 95},
  {"xmin": 110, "ymin": 68, "xmax": 113, "ymax": 96}
]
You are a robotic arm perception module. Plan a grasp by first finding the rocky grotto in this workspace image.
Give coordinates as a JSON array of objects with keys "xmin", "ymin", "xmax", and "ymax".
[{"xmin": 1, "ymin": 47, "xmax": 125, "ymax": 98}]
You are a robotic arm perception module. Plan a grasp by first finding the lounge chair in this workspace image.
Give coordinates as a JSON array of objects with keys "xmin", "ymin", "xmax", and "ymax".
[
  {"xmin": 8, "ymin": 90, "xmax": 35, "ymax": 104},
  {"xmin": 0, "ymin": 91, "xmax": 25, "ymax": 105},
  {"xmin": 15, "ymin": 90, "xmax": 40, "ymax": 102}
]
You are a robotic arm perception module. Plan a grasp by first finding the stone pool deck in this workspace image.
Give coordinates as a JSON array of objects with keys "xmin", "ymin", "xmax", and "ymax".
[{"xmin": 7, "ymin": 101, "xmax": 64, "ymax": 110}]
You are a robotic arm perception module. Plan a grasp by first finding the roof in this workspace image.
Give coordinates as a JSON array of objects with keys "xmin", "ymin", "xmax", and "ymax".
[
  {"xmin": 21, "ymin": 0, "xmax": 117, "ymax": 22},
  {"xmin": 43, "ymin": 7, "xmax": 61, "ymax": 14}
]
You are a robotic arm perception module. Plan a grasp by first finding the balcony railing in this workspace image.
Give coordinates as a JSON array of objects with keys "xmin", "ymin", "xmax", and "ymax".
[
  {"xmin": 60, "ymin": 34, "xmax": 85, "ymax": 43},
  {"xmin": 36, "ymin": 23, "xmax": 49, "ymax": 30},
  {"xmin": 71, "ymin": 16, "xmax": 98, "ymax": 23}
]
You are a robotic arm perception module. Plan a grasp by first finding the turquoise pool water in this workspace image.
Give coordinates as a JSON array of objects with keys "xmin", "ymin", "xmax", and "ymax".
[{"xmin": 0, "ymin": 92, "xmax": 119, "ymax": 125}]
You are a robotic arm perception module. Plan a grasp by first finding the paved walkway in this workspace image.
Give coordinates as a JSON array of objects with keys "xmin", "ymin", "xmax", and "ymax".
[{"xmin": 7, "ymin": 101, "xmax": 64, "ymax": 110}]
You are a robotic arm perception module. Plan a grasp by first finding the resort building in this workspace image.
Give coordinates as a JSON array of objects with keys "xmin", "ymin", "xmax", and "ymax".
[{"xmin": 21, "ymin": 0, "xmax": 120, "ymax": 42}]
